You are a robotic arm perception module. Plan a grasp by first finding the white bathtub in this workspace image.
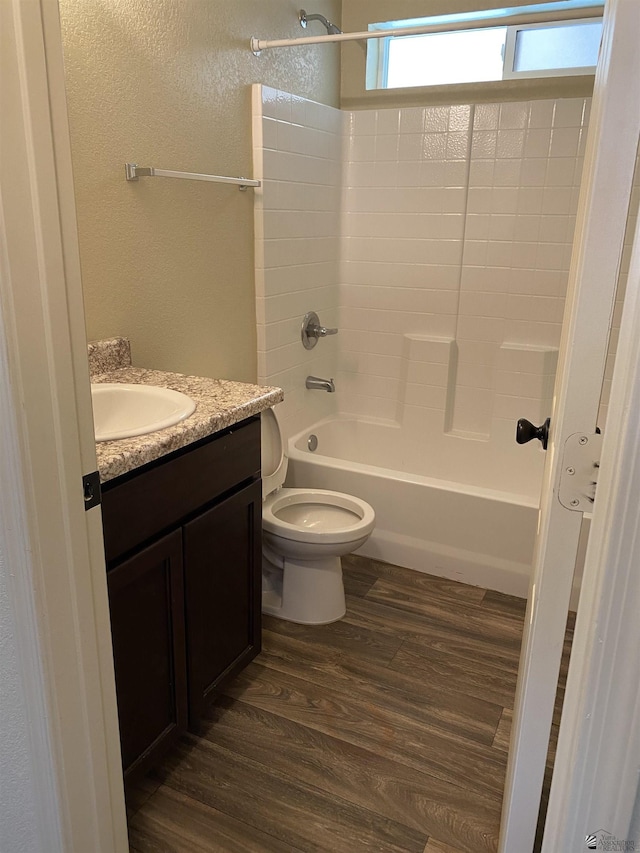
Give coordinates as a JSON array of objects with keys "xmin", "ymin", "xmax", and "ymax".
[{"xmin": 286, "ymin": 416, "xmax": 544, "ymax": 598}]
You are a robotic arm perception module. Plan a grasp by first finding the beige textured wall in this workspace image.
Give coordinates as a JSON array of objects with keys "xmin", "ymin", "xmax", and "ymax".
[
  {"xmin": 59, "ymin": 0, "xmax": 341, "ymax": 382},
  {"xmin": 341, "ymin": 0, "xmax": 598, "ymax": 109}
]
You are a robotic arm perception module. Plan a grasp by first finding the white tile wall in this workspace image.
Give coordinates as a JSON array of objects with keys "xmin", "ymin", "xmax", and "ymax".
[
  {"xmin": 340, "ymin": 97, "xmax": 588, "ymax": 442},
  {"xmin": 254, "ymin": 88, "xmax": 593, "ymax": 454},
  {"xmin": 253, "ymin": 85, "xmax": 343, "ymax": 436},
  {"xmin": 452, "ymin": 98, "xmax": 586, "ymax": 436},
  {"xmin": 339, "ymin": 104, "xmax": 471, "ymax": 424}
]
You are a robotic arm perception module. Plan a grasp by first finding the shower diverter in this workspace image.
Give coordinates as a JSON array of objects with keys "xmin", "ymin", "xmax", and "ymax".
[{"xmin": 301, "ymin": 311, "xmax": 338, "ymax": 349}]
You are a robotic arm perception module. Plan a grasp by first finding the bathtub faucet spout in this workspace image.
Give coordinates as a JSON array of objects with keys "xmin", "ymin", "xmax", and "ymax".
[{"xmin": 306, "ymin": 375, "xmax": 335, "ymax": 393}]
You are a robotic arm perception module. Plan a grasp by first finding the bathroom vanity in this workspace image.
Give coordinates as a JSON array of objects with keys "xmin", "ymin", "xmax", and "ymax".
[{"xmin": 90, "ymin": 338, "xmax": 282, "ymax": 783}]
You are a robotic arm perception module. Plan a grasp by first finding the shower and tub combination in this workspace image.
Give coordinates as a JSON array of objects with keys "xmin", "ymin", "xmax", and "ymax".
[
  {"xmin": 287, "ymin": 416, "xmax": 541, "ymax": 597},
  {"xmin": 252, "ymin": 63, "xmax": 590, "ymax": 599}
]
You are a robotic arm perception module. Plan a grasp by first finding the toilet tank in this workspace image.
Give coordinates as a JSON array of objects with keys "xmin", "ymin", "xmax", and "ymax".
[{"xmin": 261, "ymin": 408, "xmax": 287, "ymax": 498}]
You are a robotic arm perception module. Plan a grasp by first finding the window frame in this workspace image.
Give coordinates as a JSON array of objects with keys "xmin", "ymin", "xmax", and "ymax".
[
  {"xmin": 502, "ymin": 17, "xmax": 602, "ymax": 79},
  {"xmin": 366, "ymin": 9, "xmax": 603, "ymax": 92}
]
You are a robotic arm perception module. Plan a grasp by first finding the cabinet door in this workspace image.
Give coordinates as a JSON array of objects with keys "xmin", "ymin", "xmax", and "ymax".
[
  {"xmin": 107, "ymin": 529, "xmax": 187, "ymax": 778},
  {"xmin": 183, "ymin": 479, "xmax": 262, "ymax": 726}
]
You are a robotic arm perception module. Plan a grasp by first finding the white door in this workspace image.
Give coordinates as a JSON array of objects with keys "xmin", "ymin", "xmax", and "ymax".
[
  {"xmin": 499, "ymin": 1, "xmax": 640, "ymax": 850},
  {"xmin": 1, "ymin": 1, "xmax": 128, "ymax": 848}
]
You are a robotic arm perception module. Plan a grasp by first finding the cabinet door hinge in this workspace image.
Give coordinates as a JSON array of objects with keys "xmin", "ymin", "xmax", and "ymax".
[{"xmin": 83, "ymin": 470, "xmax": 102, "ymax": 511}]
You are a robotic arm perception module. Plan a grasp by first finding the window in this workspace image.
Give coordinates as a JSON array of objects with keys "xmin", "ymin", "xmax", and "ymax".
[
  {"xmin": 504, "ymin": 19, "xmax": 603, "ymax": 77},
  {"xmin": 386, "ymin": 27, "xmax": 508, "ymax": 89},
  {"xmin": 366, "ymin": 1, "xmax": 603, "ymax": 91}
]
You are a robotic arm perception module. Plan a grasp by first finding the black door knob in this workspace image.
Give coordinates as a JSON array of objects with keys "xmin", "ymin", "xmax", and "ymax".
[{"xmin": 516, "ymin": 417, "xmax": 550, "ymax": 450}]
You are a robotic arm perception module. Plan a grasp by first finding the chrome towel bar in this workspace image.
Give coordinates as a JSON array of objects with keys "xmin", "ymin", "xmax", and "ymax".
[{"xmin": 125, "ymin": 163, "xmax": 260, "ymax": 191}]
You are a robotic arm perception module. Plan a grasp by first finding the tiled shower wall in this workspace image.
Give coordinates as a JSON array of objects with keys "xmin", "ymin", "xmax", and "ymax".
[
  {"xmin": 253, "ymin": 86, "xmax": 343, "ymax": 436},
  {"xmin": 341, "ymin": 98, "xmax": 588, "ymax": 441},
  {"xmin": 254, "ymin": 84, "xmax": 591, "ymax": 447}
]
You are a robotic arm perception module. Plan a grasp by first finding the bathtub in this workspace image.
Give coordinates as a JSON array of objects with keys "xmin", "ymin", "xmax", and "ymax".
[{"xmin": 286, "ymin": 416, "xmax": 545, "ymax": 598}]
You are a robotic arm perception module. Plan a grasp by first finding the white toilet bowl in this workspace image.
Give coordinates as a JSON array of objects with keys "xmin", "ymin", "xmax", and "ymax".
[{"xmin": 261, "ymin": 410, "xmax": 375, "ymax": 625}]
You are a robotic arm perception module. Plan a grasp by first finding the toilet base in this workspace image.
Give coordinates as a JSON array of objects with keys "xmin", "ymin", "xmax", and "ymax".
[{"xmin": 262, "ymin": 554, "xmax": 346, "ymax": 625}]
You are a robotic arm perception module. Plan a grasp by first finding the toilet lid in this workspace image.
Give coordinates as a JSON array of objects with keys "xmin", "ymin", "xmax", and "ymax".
[{"xmin": 261, "ymin": 408, "xmax": 288, "ymax": 498}]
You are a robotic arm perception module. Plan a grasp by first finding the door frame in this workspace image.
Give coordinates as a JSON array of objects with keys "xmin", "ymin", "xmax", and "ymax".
[
  {"xmin": 542, "ymin": 128, "xmax": 640, "ymax": 850},
  {"xmin": 0, "ymin": 0, "xmax": 127, "ymax": 850},
  {"xmin": 499, "ymin": 0, "xmax": 640, "ymax": 848},
  {"xmin": 3, "ymin": 0, "xmax": 640, "ymax": 849}
]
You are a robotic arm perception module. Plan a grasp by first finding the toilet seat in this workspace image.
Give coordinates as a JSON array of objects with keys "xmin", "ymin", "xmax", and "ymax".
[{"xmin": 263, "ymin": 487, "xmax": 375, "ymax": 546}]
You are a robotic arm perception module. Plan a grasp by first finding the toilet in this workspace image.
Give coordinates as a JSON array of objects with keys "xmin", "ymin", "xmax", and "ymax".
[{"xmin": 261, "ymin": 408, "xmax": 375, "ymax": 625}]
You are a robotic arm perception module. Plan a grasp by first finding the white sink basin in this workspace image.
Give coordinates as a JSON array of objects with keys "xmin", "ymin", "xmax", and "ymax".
[{"xmin": 91, "ymin": 383, "xmax": 196, "ymax": 442}]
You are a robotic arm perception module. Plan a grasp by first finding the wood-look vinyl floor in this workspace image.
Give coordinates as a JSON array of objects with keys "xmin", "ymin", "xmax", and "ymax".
[{"xmin": 127, "ymin": 554, "xmax": 573, "ymax": 853}]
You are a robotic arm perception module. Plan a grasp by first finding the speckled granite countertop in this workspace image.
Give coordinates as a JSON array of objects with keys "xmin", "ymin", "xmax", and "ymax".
[{"xmin": 90, "ymin": 338, "xmax": 283, "ymax": 483}]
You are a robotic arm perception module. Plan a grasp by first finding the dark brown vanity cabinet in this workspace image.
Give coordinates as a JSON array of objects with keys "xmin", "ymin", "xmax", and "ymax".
[
  {"xmin": 183, "ymin": 479, "xmax": 262, "ymax": 725},
  {"xmin": 101, "ymin": 417, "xmax": 262, "ymax": 781},
  {"xmin": 106, "ymin": 530, "xmax": 187, "ymax": 774}
]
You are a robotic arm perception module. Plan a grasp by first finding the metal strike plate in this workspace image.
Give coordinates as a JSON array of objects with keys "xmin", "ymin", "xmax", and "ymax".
[
  {"xmin": 82, "ymin": 470, "xmax": 102, "ymax": 511},
  {"xmin": 558, "ymin": 432, "xmax": 603, "ymax": 511}
]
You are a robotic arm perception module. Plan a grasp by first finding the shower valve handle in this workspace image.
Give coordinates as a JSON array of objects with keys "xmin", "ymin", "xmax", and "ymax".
[
  {"xmin": 301, "ymin": 311, "xmax": 339, "ymax": 349},
  {"xmin": 516, "ymin": 417, "xmax": 550, "ymax": 450},
  {"xmin": 311, "ymin": 324, "xmax": 338, "ymax": 338}
]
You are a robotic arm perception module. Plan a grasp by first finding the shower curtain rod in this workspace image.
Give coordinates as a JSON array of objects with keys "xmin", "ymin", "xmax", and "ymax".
[{"xmin": 250, "ymin": 6, "xmax": 601, "ymax": 54}]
